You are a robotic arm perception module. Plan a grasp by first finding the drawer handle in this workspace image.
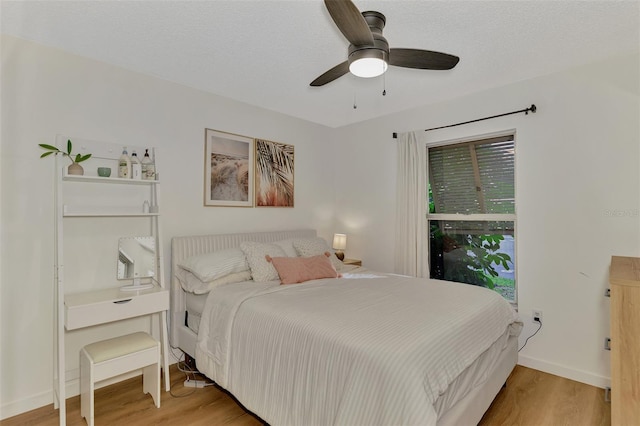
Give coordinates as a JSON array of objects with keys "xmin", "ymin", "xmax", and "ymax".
[{"xmin": 113, "ymin": 299, "xmax": 132, "ymax": 304}]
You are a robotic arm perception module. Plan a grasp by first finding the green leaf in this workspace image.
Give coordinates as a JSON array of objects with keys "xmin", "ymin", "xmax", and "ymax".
[
  {"xmin": 39, "ymin": 143, "xmax": 60, "ymax": 151},
  {"xmin": 40, "ymin": 151, "xmax": 54, "ymax": 158},
  {"xmin": 76, "ymin": 154, "xmax": 92, "ymax": 163},
  {"xmin": 66, "ymin": 139, "xmax": 72, "ymax": 155}
]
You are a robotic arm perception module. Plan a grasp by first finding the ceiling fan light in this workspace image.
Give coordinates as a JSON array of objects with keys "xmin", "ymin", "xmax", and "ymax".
[
  {"xmin": 349, "ymin": 58, "xmax": 388, "ymax": 78},
  {"xmin": 348, "ymin": 48, "xmax": 388, "ymax": 78}
]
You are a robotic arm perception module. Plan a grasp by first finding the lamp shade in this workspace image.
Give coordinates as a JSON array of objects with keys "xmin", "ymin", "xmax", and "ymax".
[
  {"xmin": 332, "ymin": 233, "xmax": 347, "ymax": 250},
  {"xmin": 348, "ymin": 48, "xmax": 388, "ymax": 78}
]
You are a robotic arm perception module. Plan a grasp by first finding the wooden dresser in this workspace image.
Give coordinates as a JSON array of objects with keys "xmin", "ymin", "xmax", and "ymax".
[{"xmin": 609, "ymin": 256, "xmax": 640, "ymax": 425}]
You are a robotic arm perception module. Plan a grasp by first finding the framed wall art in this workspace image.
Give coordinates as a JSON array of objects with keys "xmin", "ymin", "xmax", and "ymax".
[
  {"xmin": 255, "ymin": 139, "xmax": 294, "ymax": 207},
  {"xmin": 204, "ymin": 129, "xmax": 254, "ymax": 207}
]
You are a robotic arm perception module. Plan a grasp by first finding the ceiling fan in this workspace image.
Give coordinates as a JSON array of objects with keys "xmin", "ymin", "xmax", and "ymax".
[{"xmin": 310, "ymin": 0, "xmax": 460, "ymax": 87}]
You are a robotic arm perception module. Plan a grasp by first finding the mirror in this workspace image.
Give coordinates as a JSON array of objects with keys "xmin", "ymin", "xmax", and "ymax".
[{"xmin": 117, "ymin": 236, "xmax": 156, "ymax": 280}]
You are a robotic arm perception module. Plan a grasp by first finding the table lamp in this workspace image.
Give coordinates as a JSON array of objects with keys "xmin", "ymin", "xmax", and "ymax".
[{"xmin": 332, "ymin": 233, "xmax": 347, "ymax": 261}]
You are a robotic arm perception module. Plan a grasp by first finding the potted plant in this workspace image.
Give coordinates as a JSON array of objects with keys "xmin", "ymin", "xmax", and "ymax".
[{"xmin": 39, "ymin": 139, "xmax": 92, "ymax": 175}]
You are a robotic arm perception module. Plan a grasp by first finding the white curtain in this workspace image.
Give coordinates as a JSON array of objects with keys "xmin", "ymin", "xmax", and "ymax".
[{"xmin": 394, "ymin": 131, "xmax": 428, "ymax": 277}]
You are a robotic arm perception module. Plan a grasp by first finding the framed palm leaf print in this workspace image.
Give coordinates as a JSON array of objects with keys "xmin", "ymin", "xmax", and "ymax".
[{"xmin": 255, "ymin": 139, "xmax": 294, "ymax": 207}]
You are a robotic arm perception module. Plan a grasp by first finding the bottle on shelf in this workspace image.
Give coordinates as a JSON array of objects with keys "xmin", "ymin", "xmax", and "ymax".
[
  {"xmin": 142, "ymin": 149, "xmax": 155, "ymax": 181},
  {"xmin": 131, "ymin": 150, "xmax": 142, "ymax": 180},
  {"xmin": 118, "ymin": 147, "xmax": 131, "ymax": 179}
]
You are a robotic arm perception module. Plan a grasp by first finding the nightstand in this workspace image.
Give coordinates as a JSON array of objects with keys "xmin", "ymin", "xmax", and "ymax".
[{"xmin": 343, "ymin": 258, "xmax": 362, "ymax": 267}]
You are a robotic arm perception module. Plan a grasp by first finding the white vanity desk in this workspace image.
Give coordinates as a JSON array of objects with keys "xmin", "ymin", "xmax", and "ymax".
[
  {"xmin": 52, "ymin": 137, "xmax": 170, "ymax": 425},
  {"xmin": 65, "ymin": 285, "xmax": 168, "ymax": 330}
]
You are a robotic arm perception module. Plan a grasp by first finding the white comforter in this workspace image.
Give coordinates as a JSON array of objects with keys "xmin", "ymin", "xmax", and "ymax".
[{"xmin": 195, "ymin": 271, "xmax": 522, "ymax": 426}]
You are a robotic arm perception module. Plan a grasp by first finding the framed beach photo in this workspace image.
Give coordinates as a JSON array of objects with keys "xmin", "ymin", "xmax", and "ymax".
[
  {"xmin": 204, "ymin": 129, "xmax": 254, "ymax": 207},
  {"xmin": 255, "ymin": 139, "xmax": 294, "ymax": 207}
]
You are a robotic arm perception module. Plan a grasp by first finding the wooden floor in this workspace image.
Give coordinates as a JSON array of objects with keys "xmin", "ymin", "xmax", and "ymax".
[
  {"xmin": 2, "ymin": 364, "xmax": 610, "ymax": 426},
  {"xmin": 479, "ymin": 365, "xmax": 610, "ymax": 426}
]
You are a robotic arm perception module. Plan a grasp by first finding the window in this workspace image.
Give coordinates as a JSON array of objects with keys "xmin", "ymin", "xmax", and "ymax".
[{"xmin": 427, "ymin": 134, "xmax": 516, "ymax": 302}]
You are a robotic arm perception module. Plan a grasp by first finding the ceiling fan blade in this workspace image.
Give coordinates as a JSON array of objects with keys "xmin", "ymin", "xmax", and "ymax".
[
  {"xmin": 310, "ymin": 61, "xmax": 350, "ymax": 86},
  {"xmin": 389, "ymin": 48, "xmax": 460, "ymax": 70},
  {"xmin": 324, "ymin": 0, "xmax": 374, "ymax": 46}
]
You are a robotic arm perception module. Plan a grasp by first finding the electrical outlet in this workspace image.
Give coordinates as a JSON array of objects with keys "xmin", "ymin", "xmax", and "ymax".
[
  {"xmin": 532, "ymin": 309, "xmax": 543, "ymax": 323},
  {"xmin": 183, "ymin": 379, "xmax": 207, "ymax": 388}
]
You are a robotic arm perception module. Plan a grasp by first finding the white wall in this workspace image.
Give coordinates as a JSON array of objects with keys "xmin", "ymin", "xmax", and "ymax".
[
  {"xmin": 0, "ymin": 35, "xmax": 337, "ymax": 419},
  {"xmin": 334, "ymin": 52, "xmax": 640, "ymax": 388}
]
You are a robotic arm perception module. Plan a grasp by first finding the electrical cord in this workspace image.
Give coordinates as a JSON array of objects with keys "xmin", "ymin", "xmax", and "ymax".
[
  {"xmin": 168, "ymin": 349, "xmax": 197, "ymax": 398},
  {"xmin": 170, "ymin": 347, "xmax": 186, "ymax": 364},
  {"xmin": 169, "ymin": 376, "xmax": 196, "ymax": 398},
  {"xmin": 168, "ymin": 346, "xmax": 216, "ymax": 397},
  {"xmin": 164, "ymin": 317, "xmax": 216, "ymax": 396},
  {"xmin": 164, "ymin": 319, "xmax": 202, "ymax": 396},
  {"xmin": 518, "ymin": 318, "xmax": 542, "ymax": 352}
]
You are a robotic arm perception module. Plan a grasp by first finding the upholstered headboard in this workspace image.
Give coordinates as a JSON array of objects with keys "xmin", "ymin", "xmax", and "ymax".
[{"xmin": 170, "ymin": 229, "xmax": 317, "ymax": 348}]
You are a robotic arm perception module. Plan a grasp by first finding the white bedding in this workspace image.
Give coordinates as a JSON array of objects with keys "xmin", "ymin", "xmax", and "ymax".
[{"xmin": 195, "ymin": 271, "xmax": 522, "ymax": 426}]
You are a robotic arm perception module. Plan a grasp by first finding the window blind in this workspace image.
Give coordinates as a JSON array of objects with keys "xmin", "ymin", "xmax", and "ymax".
[{"xmin": 428, "ymin": 135, "xmax": 515, "ymax": 215}]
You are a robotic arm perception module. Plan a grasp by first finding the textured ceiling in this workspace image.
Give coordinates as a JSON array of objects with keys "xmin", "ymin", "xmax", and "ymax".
[{"xmin": 2, "ymin": 0, "xmax": 639, "ymax": 128}]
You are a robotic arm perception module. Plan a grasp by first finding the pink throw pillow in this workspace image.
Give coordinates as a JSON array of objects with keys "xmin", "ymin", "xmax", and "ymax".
[{"xmin": 266, "ymin": 253, "xmax": 339, "ymax": 285}]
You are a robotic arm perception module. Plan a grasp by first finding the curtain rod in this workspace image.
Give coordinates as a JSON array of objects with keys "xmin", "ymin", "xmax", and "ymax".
[{"xmin": 392, "ymin": 104, "xmax": 537, "ymax": 139}]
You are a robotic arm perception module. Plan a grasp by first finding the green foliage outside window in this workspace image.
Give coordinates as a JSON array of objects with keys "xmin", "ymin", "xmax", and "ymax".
[
  {"xmin": 430, "ymin": 226, "xmax": 512, "ymax": 290},
  {"xmin": 429, "ymin": 186, "xmax": 513, "ymax": 292}
]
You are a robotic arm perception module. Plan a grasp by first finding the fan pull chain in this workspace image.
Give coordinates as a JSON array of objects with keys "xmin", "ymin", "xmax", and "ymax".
[
  {"xmin": 353, "ymin": 91, "xmax": 357, "ymax": 109},
  {"xmin": 382, "ymin": 72, "xmax": 386, "ymax": 96}
]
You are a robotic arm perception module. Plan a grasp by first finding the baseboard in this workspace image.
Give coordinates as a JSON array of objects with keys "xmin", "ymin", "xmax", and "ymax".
[
  {"xmin": 1, "ymin": 363, "xmax": 176, "ymax": 421},
  {"xmin": 0, "ymin": 389, "xmax": 53, "ymax": 421},
  {"xmin": 1, "ymin": 371, "xmax": 142, "ymax": 421},
  {"xmin": 3, "ymin": 355, "xmax": 609, "ymax": 420},
  {"xmin": 518, "ymin": 354, "xmax": 611, "ymax": 389}
]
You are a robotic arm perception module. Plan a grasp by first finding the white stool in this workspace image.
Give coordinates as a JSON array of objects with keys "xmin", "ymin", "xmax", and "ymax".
[{"xmin": 80, "ymin": 332, "xmax": 160, "ymax": 426}]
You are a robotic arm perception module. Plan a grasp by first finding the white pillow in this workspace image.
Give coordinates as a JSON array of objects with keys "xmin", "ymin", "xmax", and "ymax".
[
  {"xmin": 240, "ymin": 241, "xmax": 286, "ymax": 282},
  {"xmin": 177, "ymin": 248, "xmax": 249, "ymax": 282},
  {"xmin": 272, "ymin": 239, "xmax": 298, "ymax": 257},
  {"xmin": 176, "ymin": 268, "xmax": 252, "ymax": 294},
  {"xmin": 292, "ymin": 237, "xmax": 345, "ymax": 271}
]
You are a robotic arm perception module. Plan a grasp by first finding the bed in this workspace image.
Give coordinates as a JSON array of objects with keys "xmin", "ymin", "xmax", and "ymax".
[{"xmin": 170, "ymin": 229, "xmax": 522, "ymax": 426}]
